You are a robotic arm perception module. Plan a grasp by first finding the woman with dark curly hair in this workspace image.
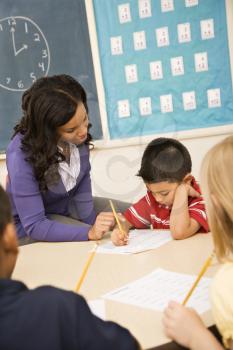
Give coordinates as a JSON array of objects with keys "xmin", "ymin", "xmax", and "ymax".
[{"xmin": 6, "ymin": 75, "xmax": 128, "ymax": 244}]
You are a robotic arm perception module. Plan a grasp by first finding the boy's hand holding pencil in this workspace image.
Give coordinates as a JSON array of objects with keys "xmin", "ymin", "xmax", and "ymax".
[{"xmin": 109, "ymin": 200, "xmax": 131, "ymax": 246}]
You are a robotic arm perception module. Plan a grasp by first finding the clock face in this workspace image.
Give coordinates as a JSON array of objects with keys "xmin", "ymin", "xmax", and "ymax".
[{"xmin": 0, "ymin": 16, "xmax": 50, "ymax": 91}]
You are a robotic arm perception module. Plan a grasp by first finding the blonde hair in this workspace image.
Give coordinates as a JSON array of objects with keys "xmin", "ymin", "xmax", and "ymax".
[{"xmin": 201, "ymin": 135, "xmax": 233, "ymax": 261}]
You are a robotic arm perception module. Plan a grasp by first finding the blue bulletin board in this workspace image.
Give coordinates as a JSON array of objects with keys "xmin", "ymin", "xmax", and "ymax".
[{"xmin": 93, "ymin": 0, "xmax": 233, "ymax": 140}]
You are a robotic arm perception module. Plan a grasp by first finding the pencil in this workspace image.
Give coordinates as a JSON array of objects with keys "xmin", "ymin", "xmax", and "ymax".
[
  {"xmin": 75, "ymin": 243, "xmax": 98, "ymax": 293},
  {"xmin": 109, "ymin": 199, "xmax": 125, "ymax": 237},
  {"xmin": 182, "ymin": 251, "xmax": 214, "ymax": 306}
]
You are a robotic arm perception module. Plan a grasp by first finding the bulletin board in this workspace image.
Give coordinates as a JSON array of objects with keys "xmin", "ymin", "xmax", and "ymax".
[{"xmin": 92, "ymin": 0, "xmax": 233, "ymax": 140}]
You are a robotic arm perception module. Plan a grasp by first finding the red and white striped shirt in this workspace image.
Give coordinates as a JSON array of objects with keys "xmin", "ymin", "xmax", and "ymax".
[{"xmin": 124, "ymin": 177, "xmax": 209, "ymax": 232}]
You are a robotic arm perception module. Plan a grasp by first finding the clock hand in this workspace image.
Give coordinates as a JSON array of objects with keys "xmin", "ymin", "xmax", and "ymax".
[{"xmin": 10, "ymin": 27, "xmax": 28, "ymax": 56}]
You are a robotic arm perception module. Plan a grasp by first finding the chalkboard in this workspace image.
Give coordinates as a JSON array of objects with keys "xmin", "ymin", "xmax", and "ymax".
[{"xmin": 0, "ymin": 0, "xmax": 103, "ymax": 153}]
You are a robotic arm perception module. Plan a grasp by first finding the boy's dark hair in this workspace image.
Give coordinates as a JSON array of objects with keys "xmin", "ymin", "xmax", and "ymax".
[
  {"xmin": 0, "ymin": 185, "xmax": 12, "ymax": 236},
  {"xmin": 138, "ymin": 137, "xmax": 192, "ymax": 183}
]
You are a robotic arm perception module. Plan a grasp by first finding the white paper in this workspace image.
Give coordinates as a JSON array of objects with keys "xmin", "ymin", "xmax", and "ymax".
[
  {"xmin": 200, "ymin": 19, "xmax": 214, "ymax": 40},
  {"xmin": 138, "ymin": 0, "xmax": 152, "ymax": 18},
  {"xmin": 207, "ymin": 88, "xmax": 221, "ymax": 108},
  {"xmin": 170, "ymin": 56, "xmax": 184, "ymax": 76},
  {"xmin": 118, "ymin": 3, "xmax": 131, "ymax": 24},
  {"xmin": 177, "ymin": 23, "xmax": 191, "ymax": 43},
  {"xmin": 139, "ymin": 97, "xmax": 152, "ymax": 116},
  {"xmin": 161, "ymin": 0, "xmax": 174, "ymax": 13},
  {"xmin": 150, "ymin": 61, "xmax": 163, "ymax": 80},
  {"xmin": 103, "ymin": 268, "xmax": 211, "ymax": 314},
  {"xmin": 133, "ymin": 31, "xmax": 147, "ymax": 50},
  {"xmin": 156, "ymin": 27, "xmax": 169, "ymax": 47},
  {"xmin": 97, "ymin": 230, "xmax": 172, "ymax": 255},
  {"xmin": 110, "ymin": 36, "xmax": 123, "ymax": 55},
  {"xmin": 160, "ymin": 94, "xmax": 173, "ymax": 113},
  {"xmin": 118, "ymin": 99, "xmax": 130, "ymax": 118},
  {"xmin": 125, "ymin": 64, "xmax": 138, "ymax": 83},
  {"xmin": 183, "ymin": 91, "xmax": 196, "ymax": 111},
  {"xmin": 88, "ymin": 299, "xmax": 106, "ymax": 320},
  {"xmin": 185, "ymin": 0, "xmax": 198, "ymax": 7}
]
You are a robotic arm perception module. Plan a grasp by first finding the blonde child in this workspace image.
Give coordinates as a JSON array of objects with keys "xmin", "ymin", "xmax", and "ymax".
[
  {"xmin": 163, "ymin": 135, "xmax": 233, "ymax": 350},
  {"xmin": 111, "ymin": 137, "xmax": 208, "ymax": 246}
]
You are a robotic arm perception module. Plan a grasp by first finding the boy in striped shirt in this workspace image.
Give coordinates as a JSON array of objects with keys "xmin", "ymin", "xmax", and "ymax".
[{"xmin": 111, "ymin": 137, "xmax": 209, "ymax": 246}]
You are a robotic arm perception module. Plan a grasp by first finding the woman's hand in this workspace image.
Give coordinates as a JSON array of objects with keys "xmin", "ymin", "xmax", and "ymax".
[{"xmin": 88, "ymin": 212, "xmax": 115, "ymax": 240}]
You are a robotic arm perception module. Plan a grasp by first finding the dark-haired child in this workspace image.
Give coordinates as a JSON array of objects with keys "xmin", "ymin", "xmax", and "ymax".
[
  {"xmin": 0, "ymin": 185, "xmax": 139, "ymax": 350},
  {"xmin": 111, "ymin": 137, "xmax": 208, "ymax": 245}
]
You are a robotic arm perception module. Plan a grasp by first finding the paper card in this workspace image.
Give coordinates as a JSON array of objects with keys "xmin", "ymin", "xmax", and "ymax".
[
  {"xmin": 118, "ymin": 99, "xmax": 130, "ymax": 118},
  {"xmin": 200, "ymin": 19, "xmax": 215, "ymax": 40},
  {"xmin": 207, "ymin": 88, "xmax": 221, "ymax": 108},
  {"xmin": 182, "ymin": 91, "xmax": 196, "ymax": 111},
  {"xmin": 160, "ymin": 94, "xmax": 173, "ymax": 113},
  {"xmin": 161, "ymin": 0, "xmax": 174, "ymax": 12},
  {"xmin": 156, "ymin": 27, "xmax": 169, "ymax": 47},
  {"xmin": 133, "ymin": 31, "xmax": 147, "ymax": 50},
  {"xmin": 178, "ymin": 23, "xmax": 191, "ymax": 43},
  {"xmin": 150, "ymin": 61, "xmax": 163, "ymax": 80},
  {"xmin": 195, "ymin": 52, "xmax": 208, "ymax": 72},
  {"xmin": 110, "ymin": 36, "xmax": 123, "ymax": 55},
  {"xmin": 185, "ymin": 0, "xmax": 198, "ymax": 7},
  {"xmin": 171, "ymin": 56, "xmax": 184, "ymax": 76},
  {"xmin": 138, "ymin": 0, "xmax": 152, "ymax": 18},
  {"xmin": 139, "ymin": 97, "xmax": 152, "ymax": 116},
  {"xmin": 118, "ymin": 3, "xmax": 131, "ymax": 23},
  {"xmin": 125, "ymin": 64, "xmax": 138, "ymax": 83}
]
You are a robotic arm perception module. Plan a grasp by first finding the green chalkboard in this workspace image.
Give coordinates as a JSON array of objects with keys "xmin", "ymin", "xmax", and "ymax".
[{"xmin": 0, "ymin": 0, "xmax": 102, "ymax": 153}]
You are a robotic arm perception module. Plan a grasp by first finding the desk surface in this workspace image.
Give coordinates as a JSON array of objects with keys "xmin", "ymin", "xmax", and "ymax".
[{"xmin": 12, "ymin": 232, "xmax": 217, "ymax": 349}]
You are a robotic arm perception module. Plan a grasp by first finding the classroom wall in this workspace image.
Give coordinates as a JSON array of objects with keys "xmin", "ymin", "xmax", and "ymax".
[{"xmin": 0, "ymin": 0, "xmax": 233, "ymax": 203}]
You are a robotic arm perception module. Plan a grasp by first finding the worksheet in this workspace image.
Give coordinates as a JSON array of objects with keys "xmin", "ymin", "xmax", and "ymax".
[
  {"xmin": 88, "ymin": 299, "xmax": 106, "ymax": 320},
  {"xmin": 103, "ymin": 268, "xmax": 211, "ymax": 314},
  {"xmin": 97, "ymin": 230, "xmax": 172, "ymax": 254}
]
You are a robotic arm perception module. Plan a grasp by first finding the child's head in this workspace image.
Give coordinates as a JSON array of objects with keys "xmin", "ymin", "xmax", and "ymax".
[
  {"xmin": 138, "ymin": 137, "xmax": 192, "ymax": 207},
  {"xmin": 201, "ymin": 135, "xmax": 233, "ymax": 261},
  {"xmin": 0, "ymin": 185, "xmax": 18, "ymax": 278}
]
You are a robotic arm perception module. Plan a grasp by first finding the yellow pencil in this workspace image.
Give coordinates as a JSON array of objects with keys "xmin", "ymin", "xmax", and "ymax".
[
  {"xmin": 109, "ymin": 199, "xmax": 125, "ymax": 237},
  {"xmin": 182, "ymin": 251, "xmax": 215, "ymax": 306},
  {"xmin": 75, "ymin": 243, "xmax": 98, "ymax": 293}
]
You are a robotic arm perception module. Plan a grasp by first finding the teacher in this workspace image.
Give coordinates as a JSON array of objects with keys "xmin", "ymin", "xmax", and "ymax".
[{"xmin": 6, "ymin": 74, "xmax": 128, "ymax": 244}]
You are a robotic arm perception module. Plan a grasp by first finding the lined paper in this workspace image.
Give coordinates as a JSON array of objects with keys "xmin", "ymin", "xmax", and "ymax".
[
  {"xmin": 97, "ymin": 230, "xmax": 172, "ymax": 254},
  {"xmin": 103, "ymin": 268, "xmax": 211, "ymax": 314}
]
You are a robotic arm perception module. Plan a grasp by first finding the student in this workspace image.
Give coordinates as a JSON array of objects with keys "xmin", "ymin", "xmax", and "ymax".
[
  {"xmin": 163, "ymin": 135, "xmax": 233, "ymax": 350},
  {"xmin": 0, "ymin": 185, "xmax": 139, "ymax": 350},
  {"xmin": 111, "ymin": 137, "xmax": 208, "ymax": 246},
  {"xmin": 6, "ymin": 74, "xmax": 128, "ymax": 244}
]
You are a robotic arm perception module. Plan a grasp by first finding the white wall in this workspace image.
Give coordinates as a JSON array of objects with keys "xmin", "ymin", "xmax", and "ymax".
[
  {"xmin": 1, "ymin": 0, "xmax": 233, "ymax": 203},
  {"xmin": 90, "ymin": 133, "xmax": 231, "ymax": 203}
]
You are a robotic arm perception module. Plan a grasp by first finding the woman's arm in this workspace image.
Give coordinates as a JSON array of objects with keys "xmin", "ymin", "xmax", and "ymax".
[{"xmin": 7, "ymin": 149, "xmax": 90, "ymax": 242}]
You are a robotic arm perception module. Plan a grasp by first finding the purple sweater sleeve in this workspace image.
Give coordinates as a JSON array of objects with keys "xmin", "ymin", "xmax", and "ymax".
[{"xmin": 6, "ymin": 139, "xmax": 93, "ymax": 242}]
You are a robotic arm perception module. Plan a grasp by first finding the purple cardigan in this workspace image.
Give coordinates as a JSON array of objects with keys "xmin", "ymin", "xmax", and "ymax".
[{"xmin": 6, "ymin": 134, "xmax": 97, "ymax": 241}]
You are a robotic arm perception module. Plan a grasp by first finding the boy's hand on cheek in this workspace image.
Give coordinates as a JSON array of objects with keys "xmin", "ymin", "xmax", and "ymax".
[{"xmin": 176, "ymin": 183, "xmax": 200, "ymax": 198}]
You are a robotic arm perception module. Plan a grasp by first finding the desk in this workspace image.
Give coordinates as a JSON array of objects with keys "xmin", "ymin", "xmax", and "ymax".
[{"xmin": 12, "ymin": 232, "xmax": 217, "ymax": 349}]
